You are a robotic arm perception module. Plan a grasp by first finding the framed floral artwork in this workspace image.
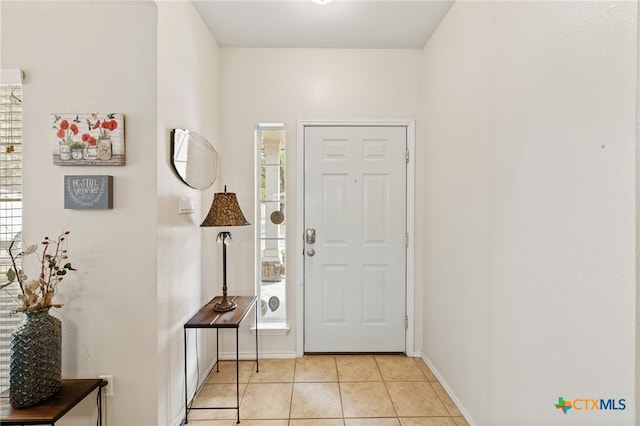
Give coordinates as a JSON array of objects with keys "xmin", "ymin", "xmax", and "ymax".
[{"xmin": 52, "ymin": 113, "xmax": 125, "ymax": 166}]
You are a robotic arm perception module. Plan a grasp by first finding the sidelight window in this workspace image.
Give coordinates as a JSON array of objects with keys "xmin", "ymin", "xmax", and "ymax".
[{"xmin": 255, "ymin": 124, "xmax": 287, "ymax": 328}]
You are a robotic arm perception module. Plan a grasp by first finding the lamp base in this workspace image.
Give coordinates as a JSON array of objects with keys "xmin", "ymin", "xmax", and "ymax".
[{"xmin": 213, "ymin": 297, "xmax": 237, "ymax": 312}]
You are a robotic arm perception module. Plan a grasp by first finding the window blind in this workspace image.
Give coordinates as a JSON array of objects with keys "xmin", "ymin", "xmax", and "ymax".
[{"xmin": 0, "ymin": 83, "xmax": 22, "ymax": 393}]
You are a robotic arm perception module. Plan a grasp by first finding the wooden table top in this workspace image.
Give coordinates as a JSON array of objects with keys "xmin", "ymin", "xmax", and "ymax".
[
  {"xmin": 184, "ymin": 295, "xmax": 257, "ymax": 329},
  {"xmin": 0, "ymin": 378, "xmax": 105, "ymax": 425}
]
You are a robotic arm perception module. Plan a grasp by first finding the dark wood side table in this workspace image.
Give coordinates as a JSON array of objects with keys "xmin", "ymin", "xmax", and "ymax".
[
  {"xmin": 0, "ymin": 379, "xmax": 106, "ymax": 425},
  {"xmin": 183, "ymin": 295, "xmax": 258, "ymax": 424}
]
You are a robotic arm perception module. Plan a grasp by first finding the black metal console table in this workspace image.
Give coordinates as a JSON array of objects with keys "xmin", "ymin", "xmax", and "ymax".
[{"xmin": 183, "ymin": 295, "xmax": 258, "ymax": 424}]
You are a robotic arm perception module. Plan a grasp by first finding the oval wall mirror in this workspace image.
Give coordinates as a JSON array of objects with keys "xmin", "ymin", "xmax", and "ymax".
[{"xmin": 171, "ymin": 128, "xmax": 218, "ymax": 190}]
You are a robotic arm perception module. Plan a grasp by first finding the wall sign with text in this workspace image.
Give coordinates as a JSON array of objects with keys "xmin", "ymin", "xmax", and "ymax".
[{"xmin": 64, "ymin": 175, "xmax": 113, "ymax": 209}]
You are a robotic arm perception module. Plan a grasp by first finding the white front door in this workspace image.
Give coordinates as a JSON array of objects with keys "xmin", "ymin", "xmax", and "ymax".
[{"xmin": 303, "ymin": 125, "xmax": 407, "ymax": 352}]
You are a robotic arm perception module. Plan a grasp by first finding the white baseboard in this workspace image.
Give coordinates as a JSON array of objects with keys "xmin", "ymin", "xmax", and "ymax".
[
  {"xmin": 217, "ymin": 350, "xmax": 298, "ymax": 360},
  {"xmin": 175, "ymin": 356, "xmax": 224, "ymax": 426},
  {"xmin": 173, "ymin": 410, "xmax": 185, "ymax": 426},
  {"xmin": 420, "ymin": 352, "xmax": 476, "ymax": 426}
]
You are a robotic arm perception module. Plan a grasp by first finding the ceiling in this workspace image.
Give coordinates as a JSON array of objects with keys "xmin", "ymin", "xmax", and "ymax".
[{"xmin": 191, "ymin": 0, "xmax": 455, "ymax": 49}]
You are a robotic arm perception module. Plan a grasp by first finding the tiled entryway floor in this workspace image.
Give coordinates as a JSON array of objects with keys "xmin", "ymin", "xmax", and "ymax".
[{"xmin": 188, "ymin": 355, "xmax": 469, "ymax": 426}]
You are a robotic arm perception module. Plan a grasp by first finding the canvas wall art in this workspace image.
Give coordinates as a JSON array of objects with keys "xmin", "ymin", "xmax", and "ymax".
[{"xmin": 52, "ymin": 113, "xmax": 125, "ymax": 165}]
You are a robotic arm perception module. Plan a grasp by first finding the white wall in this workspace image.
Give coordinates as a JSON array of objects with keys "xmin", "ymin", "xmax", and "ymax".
[
  {"xmin": 218, "ymin": 48, "xmax": 425, "ymax": 356},
  {"xmin": 422, "ymin": 2, "xmax": 637, "ymax": 425},
  {"xmin": 1, "ymin": 1, "xmax": 159, "ymax": 424},
  {"xmin": 637, "ymin": 8, "xmax": 640, "ymax": 425},
  {"xmin": 2, "ymin": 1, "xmax": 223, "ymax": 424},
  {"xmin": 156, "ymin": 2, "xmax": 221, "ymax": 425}
]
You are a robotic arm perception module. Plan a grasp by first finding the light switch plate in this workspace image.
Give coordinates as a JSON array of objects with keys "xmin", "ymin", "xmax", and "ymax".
[{"xmin": 178, "ymin": 196, "xmax": 194, "ymax": 214}]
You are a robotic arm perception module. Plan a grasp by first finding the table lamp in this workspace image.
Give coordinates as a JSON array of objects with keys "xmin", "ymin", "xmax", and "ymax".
[{"xmin": 200, "ymin": 186, "xmax": 250, "ymax": 312}]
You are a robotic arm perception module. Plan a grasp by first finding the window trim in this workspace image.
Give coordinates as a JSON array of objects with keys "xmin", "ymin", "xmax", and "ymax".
[
  {"xmin": 0, "ymin": 69, "xmax": 24, "ymax": 393},
  {"xmin": 255, "ymin": 123, "xmax": 288, "ymax": 329}
]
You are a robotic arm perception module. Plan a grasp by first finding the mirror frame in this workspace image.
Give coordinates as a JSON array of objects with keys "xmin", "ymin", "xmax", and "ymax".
[{"xmin": 170, "ymin": 128, "xmax": 218, "ymax": 190}]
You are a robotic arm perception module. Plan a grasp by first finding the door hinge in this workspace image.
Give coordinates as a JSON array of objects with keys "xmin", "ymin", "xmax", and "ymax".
[
  {"xmin": 405, "ymin": 150, "xmax": 409, "ymax": 163},
  {"xmin": 405, "ymin": 233, "xmax": 409, "ymax": 247},
  {"xmin": 404, "ymin": 315, "xmax": 409, "ymax": 329}
]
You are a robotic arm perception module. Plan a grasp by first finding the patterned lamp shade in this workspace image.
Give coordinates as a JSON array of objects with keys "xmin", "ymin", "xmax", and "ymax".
[{"xmin": 200, "ymin": 186, "xmax": 250, "ymax": 227}]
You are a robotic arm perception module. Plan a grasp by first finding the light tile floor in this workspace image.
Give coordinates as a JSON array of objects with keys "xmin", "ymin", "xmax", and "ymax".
[{"xmin": 188, "ymin": 355, "xmax": 468, "ymax": 426}]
